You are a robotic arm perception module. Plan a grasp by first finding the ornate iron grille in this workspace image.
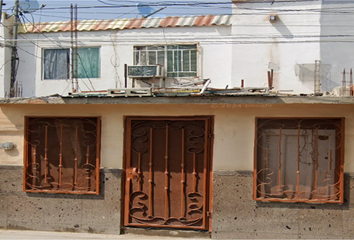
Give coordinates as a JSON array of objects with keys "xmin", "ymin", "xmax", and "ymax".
[
  {"xmin": 124, "ymin": 116, "xmax": 213, "ymax": 230},
  {"xmin": 254, "ymin": 118, "xmax": 344, "ymax": 203},
  {"xmin": 24, "ymin": 117, "xmax": 101, "ymax": 194}
]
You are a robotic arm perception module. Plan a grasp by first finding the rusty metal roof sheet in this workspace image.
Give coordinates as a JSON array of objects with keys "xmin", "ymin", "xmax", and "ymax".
[{"xmin": 18, "ymin": 15, "xmax": 232, "ymax": 33}]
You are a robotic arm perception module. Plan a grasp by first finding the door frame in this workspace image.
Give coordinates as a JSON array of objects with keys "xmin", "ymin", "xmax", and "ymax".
[{"xmin": 121, "ymin": 115, "xmax": 214, "ymax": 231}]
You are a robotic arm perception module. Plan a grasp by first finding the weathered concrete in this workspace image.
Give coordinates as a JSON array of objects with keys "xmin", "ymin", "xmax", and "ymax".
[
  {"xmin": 0, "ymin": 166, "xmax": 122, "ymax": 234},
  {"xmin": 212, "ymin": 171, "xmax": 354, "ymax": 239},
  {"xmin": 2, "ymin": 95, "xmax": 354, "ymax": 105}
]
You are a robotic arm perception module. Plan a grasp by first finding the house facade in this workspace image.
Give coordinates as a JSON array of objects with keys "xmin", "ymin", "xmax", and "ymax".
[{"xmin": 1, "ymin": 0, "xmax": 354, "ymax": 239}]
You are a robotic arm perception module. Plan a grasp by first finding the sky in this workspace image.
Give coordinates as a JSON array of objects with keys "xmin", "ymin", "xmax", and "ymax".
[{"xmin": 2, "ymin": 0, "xmax": 232, "ymax": 23}]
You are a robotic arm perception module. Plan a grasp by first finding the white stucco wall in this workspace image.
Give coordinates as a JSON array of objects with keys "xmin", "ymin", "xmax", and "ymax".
[
  {"xmin": 3, "ymin": 1, "xmax": 354, "ymax": 97},
  {"xmin": 231, "ymin": 1, "xmax": 322, "ymax": 92},
  {"xmin": 231, "ymin": 0, "xmax": 354, "ymax": 93},
  {"xmin": 15, "ymin": 25, "xmax": 233, "ymax": 97}
]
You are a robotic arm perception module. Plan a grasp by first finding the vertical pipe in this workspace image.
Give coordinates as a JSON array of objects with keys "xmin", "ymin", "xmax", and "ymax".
[
  {"xmin": 74, "ymin": 4, "xmax": 78, "ymax": 92},
  {"xmin": 70, "ymin": 5, "xmax": 75, "ymax": 93},
  {"xmin": 148, "ymin": 128, "xmax": 154, "ymax": 217},
  {"xmin": 277, "ymin": 128, "xmax": 282, "ymax": 190},
  {"xmin": 314, "ymin": 128, "xmax": 319, "ymax": 191},
  {"xmin": 0, "ymin": 0, "xmax": 4, "ymax": 25},
  {"xmin": 164, "ymin": 125, "xmax": 170, "ymax": 220},
  {"xmin": 124, "ymin": 64, "xmax": 128, "ymax": 88},
  {"xmin": 342, "ymin": 69, "xmax": 347, "ymax": 96},
  {"xmin": 58, "ymin": 124, "xmax": 63, "ymax": 189},
  {"xmin": 350, "ymin": 69, "xmax": 353, "ymax": 96},
  {"xmin": 44, "ymin": 125, "xmax": 48, "ymax": 183},
  {"xmin": 10, "ymin": 0, "xmax": 19, "ymax": 97},
  {"xmin": 180, "ymin": 128, "xmax": 186, "ymax": 219}
]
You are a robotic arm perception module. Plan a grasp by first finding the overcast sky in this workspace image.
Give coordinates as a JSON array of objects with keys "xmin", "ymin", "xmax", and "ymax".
[{"xmin": 2, "ymin": 0, "xmax": 231, "ymax": 23}]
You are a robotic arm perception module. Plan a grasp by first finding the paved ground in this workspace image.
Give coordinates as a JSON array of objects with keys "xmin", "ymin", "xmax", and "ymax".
[{"xmin": 0, "ymin": 229, "xmax": 206, "ymax": 240}]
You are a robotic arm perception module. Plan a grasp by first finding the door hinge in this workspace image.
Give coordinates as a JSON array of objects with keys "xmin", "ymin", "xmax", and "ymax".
[{"xmin": 207, "ymin": 211, "xmax": 212, "ymax": 218}]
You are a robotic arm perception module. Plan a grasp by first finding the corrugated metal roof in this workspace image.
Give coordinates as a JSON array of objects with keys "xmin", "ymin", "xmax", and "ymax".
[{"xmin": 18, "ymin": 15, "xmax": 232, "ymax": 34}]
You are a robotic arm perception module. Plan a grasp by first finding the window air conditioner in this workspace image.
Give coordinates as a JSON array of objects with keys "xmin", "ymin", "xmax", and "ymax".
[{"xmin": 127, "ymin": 65, "xmax": 163, "ymax": 78}]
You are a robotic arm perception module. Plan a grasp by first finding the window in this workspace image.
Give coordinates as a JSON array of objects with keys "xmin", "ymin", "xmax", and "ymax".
[
  {"xmin": 43, "ymin": 47, "xmax": 100, "ymax": 80},
  {"xmin": 134, "ymin": 44, "xmax": 197, "ymax": 77},
  {"xmin": 254, "ymin": 118, "xmax": 344, "ymax": 203},
  {"xmin": 24, "ymin": 117, "xmax": 101, "ymax": 194}
]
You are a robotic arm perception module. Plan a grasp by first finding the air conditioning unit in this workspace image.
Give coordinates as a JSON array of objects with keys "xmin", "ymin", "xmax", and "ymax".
[{"xmin": 127, "ymin": 65, "xmax": 163, "ymax": 78}]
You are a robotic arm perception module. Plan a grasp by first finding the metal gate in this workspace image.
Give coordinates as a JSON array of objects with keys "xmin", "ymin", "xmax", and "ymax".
[{"xmin": 123, "ymin": 116, "xmax": 213, "ymax": 230}]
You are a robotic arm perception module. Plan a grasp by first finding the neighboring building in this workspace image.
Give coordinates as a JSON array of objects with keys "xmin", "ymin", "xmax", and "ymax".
[{"xmin": 1, "ymin": 1, "xmax": 354, "ymax": 239}]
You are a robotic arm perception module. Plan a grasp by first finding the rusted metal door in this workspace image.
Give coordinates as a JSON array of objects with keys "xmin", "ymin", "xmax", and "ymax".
[{"xmin": 123, "ymin": 116, "xmax": 213, "ymax": 230}]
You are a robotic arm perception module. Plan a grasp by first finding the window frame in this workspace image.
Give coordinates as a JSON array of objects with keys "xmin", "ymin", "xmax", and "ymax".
[
  {"xmin": 23, "ymin": 116, "xmax": 101, "ymax": 195},
  {"xmin": 253, "ymin": 117, "xmax": 345, "ymax": 204},
  {"xmin": 133, "ymin": 43, "xmax": 199, "ymax": 78},
  {"xmin": 42, "ymin": 47, "xmax": 101, "ymax": 80}
]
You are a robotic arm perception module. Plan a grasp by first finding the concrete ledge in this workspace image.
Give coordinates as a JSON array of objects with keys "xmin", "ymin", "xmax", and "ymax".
[{"xmin": 2, "ymin": 95, "xmax": 354, "ymax": 105}]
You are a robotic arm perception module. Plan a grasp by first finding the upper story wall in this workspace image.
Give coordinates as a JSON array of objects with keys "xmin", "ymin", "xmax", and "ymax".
[
  {"xmin": 0, "ymin": 13, "xmax": 14, "ymax": 98},
  {"xmin": 14, "ymin": 16, "xmax": 232, "ymax": 97},
  {"xmin": 231, "ymin": 0, "xmax": 354, "ymax": 93},
  {"xmin": 231, "ymin": 0, "xmax": 322, "ymax": 93},
  {"xmin": 6, "ymin": 1, "xmax": 354, "ymax": 97}
]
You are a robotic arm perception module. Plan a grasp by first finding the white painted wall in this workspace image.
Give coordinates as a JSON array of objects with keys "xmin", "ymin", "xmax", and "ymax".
[
  {"xmin": 231, "ymin": 0, "xmax": 354, "ymax": 93},
  {"xmin": 15, "ymin": 25, "xmax": 233, "ymax": 97},
  {"xmin": 0, "ymin": 14, "xmax": 14, "ymax": 98},
  {"xmin": 3, "ymin": 1, "xmax": 354, "ymax": 97},
  {"xmin": 231, "ymin": 1, "xmax": 322, "ymax": 92}
]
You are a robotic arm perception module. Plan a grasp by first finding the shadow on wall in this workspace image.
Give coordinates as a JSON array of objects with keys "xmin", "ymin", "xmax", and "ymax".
[
  {"xmin": 271, "ymin": 17, "xmax": 294, "ymax": 39},
  {"xmin": 294, "ymin": 63, "xmax": 339, "ymax": 92}
]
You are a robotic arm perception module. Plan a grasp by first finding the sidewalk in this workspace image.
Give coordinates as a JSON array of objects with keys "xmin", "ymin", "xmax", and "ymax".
[{"xmin": 0, "ymin": 229, "xmax": 204, "ymax": 240}]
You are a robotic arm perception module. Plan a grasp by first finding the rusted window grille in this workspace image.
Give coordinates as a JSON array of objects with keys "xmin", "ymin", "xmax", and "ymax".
[
  {"xmin": 254, "ymin": 118, "xmax": 344, "ymax": 203},
  {"xmin": 24, "ymin": 117, "xmax": 101, "ymax": 194}
]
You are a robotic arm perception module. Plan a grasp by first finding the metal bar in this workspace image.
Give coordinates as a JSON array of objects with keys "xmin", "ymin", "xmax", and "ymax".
[
  {"xmin": 148, "ymin": 128, "xmax": 154, "ymax": 218},
  {"xmin": 342, "ymin": 69, "xmax": 347, "ymax": 96},
  {"xmin": 350, "ymin": 69, "xmax": 353, "ymax": 96},
  {"xmin": 329, "ymin": 149, "xmax": 332, "ymax": 171},
  {"xmin": 58, "ymin": 124, "xmax": 63, "ymax": 188},
  {"xmin": 31, "ymin": 145, "xmax": 37, "ymax": 189},
  {"xmin": 74, "ymin": 4, "xmax": 78, "ymax": 92},
  {"xmin": 70, "ymin": 4, "xmax": 75, "ymax": 93},
  {"xmin": 277, "ymin": 128, "xmax": 282, "ymax": 190},
  {"xmin": 138, "ymin": 152, "xmax": 142, "ymax": 192},
  {"xmin": 86, "ymin": 146, "xmax": 91, "ymax": 191},
  {"xmin": 193, "ymin": 153, "xmax": 197, "ymax": 193},
  {"xmin": 296, "ymin": 123, "xmax": 300, "ymax": 195},
  {"xmin": 202, "ymin": 120, "xmax": 210, "ymax": 230},
  {"xmin": 314, "ymin": 128, "xmax": 319, "ymax": 191},
  {"xmin": 164, "ymin": 125, "xmax": 170, "ymax": 220},
  {"xmin": 124, "ymin": 118, "xmax": 132, "ymax": 226},
  {"xmin": 44, "ymin": 125, "xmax": 48, "ymax": 183},
  {"xmin": 86, "ymin": 146, "xmax": 90, "ymax": 164},
  {"xmin": 180, "ymin": 128, "xmax": 186, "ymax": 219},
  {"xmin": 95, "ymin": 118, "xmax": 101, "ymax": 193},
  {"xmin": 73, "ymin": 125, "xmax": 79, "ymax": 189}
]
